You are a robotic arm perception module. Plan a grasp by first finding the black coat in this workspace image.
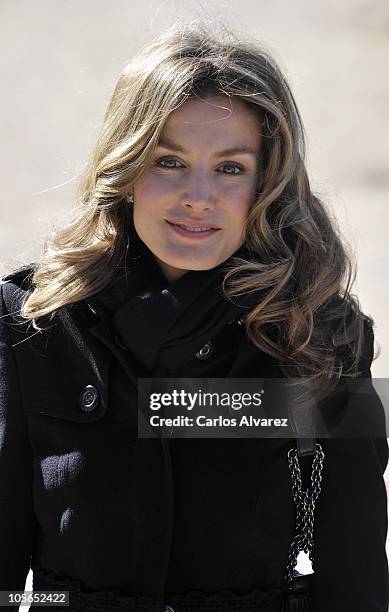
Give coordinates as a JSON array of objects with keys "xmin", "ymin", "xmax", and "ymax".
[{"xmin": 0, "ymin": 263, "xmax": 388, "ymax": 612}]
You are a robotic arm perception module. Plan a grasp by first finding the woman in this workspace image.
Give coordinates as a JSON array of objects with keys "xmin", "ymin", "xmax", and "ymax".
[{"xmin": 0, "ymin": 19, "xmax": 387, "ymax": 612}]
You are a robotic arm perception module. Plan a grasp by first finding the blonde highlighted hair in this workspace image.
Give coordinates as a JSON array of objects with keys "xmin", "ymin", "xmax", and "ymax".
[{"xmin": 18, "ymin": 18, "xmax": 375, "ymax": 406}]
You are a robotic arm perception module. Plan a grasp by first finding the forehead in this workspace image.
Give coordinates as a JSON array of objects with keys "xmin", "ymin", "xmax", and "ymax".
[{"xmin": 158, "ymin": 95, "xmax": 262, "ymax": 152}]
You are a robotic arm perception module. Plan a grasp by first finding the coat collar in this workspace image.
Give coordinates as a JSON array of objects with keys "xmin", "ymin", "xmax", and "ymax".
[{"xmin": 86, "ymin": 228, "xmax": 254, "ymax": 373}]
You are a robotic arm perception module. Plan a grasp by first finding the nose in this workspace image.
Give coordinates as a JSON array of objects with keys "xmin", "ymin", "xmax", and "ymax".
[{"xmin": 180, "ymin": 177, "xmax": 216, "ymax": 212}]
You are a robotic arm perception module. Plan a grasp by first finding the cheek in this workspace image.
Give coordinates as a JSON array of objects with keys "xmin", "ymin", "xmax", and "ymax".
[
  {"xmin": 133, "ymin": 174, "xmax": 172, "ymax": 205},
  {"xmin": 225, "ymin": 194, "xmax": 252, "ymax": 226},
  {"xmin": 223, "ymin": 179, "xmax": 256, "ymax": 212}
]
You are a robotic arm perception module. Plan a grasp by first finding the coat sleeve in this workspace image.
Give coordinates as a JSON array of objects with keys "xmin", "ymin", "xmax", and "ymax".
[
  {"xmin": 311, "ymin": 319, "xmax": 389, "ymax": 611},
  {"xmin": 0, "ymin": 281, "xmax": 35, "ymax": 605}
]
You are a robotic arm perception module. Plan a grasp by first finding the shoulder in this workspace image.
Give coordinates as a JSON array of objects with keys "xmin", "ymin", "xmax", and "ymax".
[
  {"xmin": 0, "ymin": 263, "xmax": 37, "ymax": 313},
  {"xmin": 1, "ymin": 262, "xmax": 36, "ymax": 284},
  {"xmin": 0, "ymin": 264, "xmax": 40, "ymax": 352},
  {"xmin": 0, "ymin": 263, "xmax": 94, "ymax": 346},
  {"xmin": 351, "ymin": 313, "xmax": 375, "ymax": 377},
  {"xmin": 361, "ymin": 315, "xmax": 375, "ymax": 368},
  {"xmin": 329, "ymin": 292, "xmax": 376, "ymax": 376}
]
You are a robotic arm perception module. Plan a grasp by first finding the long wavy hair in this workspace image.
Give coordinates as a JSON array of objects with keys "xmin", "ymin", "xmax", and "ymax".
[{"xmin": 19, "ymin": 18, "xmax": 376, "ymax": 407}]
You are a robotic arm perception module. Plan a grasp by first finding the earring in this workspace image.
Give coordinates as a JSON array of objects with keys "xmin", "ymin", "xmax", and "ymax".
[{"xmin": 126, "ymin": 194, "xmax": 134, "ymax": 204}]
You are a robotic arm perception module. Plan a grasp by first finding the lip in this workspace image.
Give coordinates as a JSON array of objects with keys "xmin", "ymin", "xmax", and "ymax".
[
  {"xmin": 166, "ymin": 219, "xmax": 221, "ymax": 230},
  {"xmin": 165, "ymin": 219, "xmax": 221, "ymax": 240}
]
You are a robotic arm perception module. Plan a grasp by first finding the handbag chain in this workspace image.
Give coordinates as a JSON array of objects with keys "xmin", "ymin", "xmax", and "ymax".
[{"xmin": 284, "ymin": 442, "xmax": 325, "ymax": 585}]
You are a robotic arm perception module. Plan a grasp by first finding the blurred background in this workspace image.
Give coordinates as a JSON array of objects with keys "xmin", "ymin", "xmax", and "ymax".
[{"xmin": 1, "ymin": 0, "xmax": 388, "ymax": 601}]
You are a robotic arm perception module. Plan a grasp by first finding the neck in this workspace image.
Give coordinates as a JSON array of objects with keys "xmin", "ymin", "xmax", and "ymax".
[{"xmin": 152, "ymin": 255, "xmax": 190, "ymax": 283}]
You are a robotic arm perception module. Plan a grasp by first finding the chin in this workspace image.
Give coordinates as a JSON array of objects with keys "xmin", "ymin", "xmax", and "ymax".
[{"xmin": 168, "ymin": 255, "xmax": 220, "ymax": 270}]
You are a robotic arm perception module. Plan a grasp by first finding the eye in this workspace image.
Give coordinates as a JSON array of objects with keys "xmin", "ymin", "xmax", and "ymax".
[
  {"xmin": 156, "ymin": 158, "xmax": 184, "ymax": 169},
  {"xmin": 155, "ymin": 158, "xmax": 244, "ymax": 175},
  {"xmin": 219, "ymin": 162, "xmax": 244, "ymax": 175}
]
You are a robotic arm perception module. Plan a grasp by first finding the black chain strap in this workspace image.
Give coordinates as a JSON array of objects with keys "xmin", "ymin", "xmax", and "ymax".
[{"xmin": 284, "ymin": 442, "xmax": 325, "ymax": 584}]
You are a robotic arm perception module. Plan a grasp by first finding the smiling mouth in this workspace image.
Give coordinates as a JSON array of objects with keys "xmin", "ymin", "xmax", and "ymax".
[
  {"xmin": 165, "ymin": 220, "xmax": 221, "ymax": 232},
  {"xmin": 165, "ymin": 220, "xmax": 221, "ymax": 238}
]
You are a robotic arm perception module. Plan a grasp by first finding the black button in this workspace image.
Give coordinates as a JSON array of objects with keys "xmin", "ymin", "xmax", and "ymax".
[
  {"xmin": 195, "ymin": 340, "xmax": 213, "ymax": 360},
  {"xmin": 79, "ymin": 385, "xmax": 100, "ymax": 412}
]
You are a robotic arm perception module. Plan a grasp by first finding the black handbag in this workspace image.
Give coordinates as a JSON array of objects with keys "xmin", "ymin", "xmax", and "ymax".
[{"xmin": 281, "ymin": 398, "xmax": 325, "ymax": 611}]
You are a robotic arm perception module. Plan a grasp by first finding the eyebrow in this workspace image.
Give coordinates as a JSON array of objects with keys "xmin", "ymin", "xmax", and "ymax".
[{"xmin": 156, "ymin": 137, "xmax": 258, "ymax": 158}]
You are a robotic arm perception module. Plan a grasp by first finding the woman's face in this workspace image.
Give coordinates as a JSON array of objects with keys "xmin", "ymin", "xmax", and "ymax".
[{"xmin": 132, "ymin": 95, "xmax": 262, "ymax": 282}]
